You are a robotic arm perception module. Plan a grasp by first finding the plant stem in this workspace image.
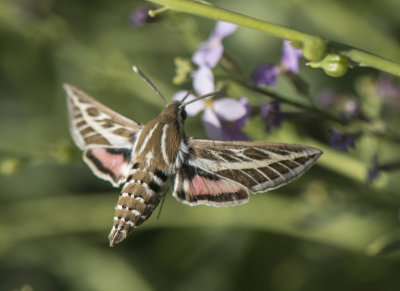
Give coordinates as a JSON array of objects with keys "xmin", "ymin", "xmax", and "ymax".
[
  {"xmin": 148, "ymin": 0, "xmax": 312, "ymax": 42},
  {"xmin": 340, "ymin": 48, "xmax": 400, "ymax": 76}
]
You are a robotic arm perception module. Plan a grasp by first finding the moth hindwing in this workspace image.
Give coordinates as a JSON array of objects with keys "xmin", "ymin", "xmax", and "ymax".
[{"xmin": 64, "ymin": 82, "xmax": 322, "ymax": 246}]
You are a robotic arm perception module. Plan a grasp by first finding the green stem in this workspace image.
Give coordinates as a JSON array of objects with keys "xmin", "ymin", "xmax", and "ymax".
[
  {"xmin": 148, "ymin": 6, "xmax": 169, "ymax": 17},
  {"xmin": 340, "ymin": 48, "xmax": 400, "ymax": 76},
  {"xmin": 148, "ymin": 0, "xmax": 400, "ymax": 76},
  {"xmin": 148, "ymin": 0, "xmax": 312, "ymax": 42}
]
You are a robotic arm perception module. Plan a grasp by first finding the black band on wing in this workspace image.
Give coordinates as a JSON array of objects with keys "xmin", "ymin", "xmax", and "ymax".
[
  {"xmin": 85, "ymin": 150, "xmax": 117, "ymax": 181},
  {"xmin": 84, "ymin": 147, "xmax": 133, "ymax": 185},
  {"xmin": 182, "ymin": 163, "xmax": 219, "ymax": 181},
  {"xmin": 105, "ymin": 148, "xmax": 131, "ymax": 161},
  {"xmin": 172, "ymin": 162, "xmax": 249, "ymax": 205}
]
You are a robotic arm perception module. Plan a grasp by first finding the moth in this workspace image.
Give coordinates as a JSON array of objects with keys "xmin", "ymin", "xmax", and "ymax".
[{"xmin": 64, "ymin": 66, "xmax": 322, "ymax": 246}]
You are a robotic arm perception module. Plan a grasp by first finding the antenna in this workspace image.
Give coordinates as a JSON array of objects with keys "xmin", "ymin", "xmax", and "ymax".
[
  {"xmin": 132, "ymin": 66, "xmax": 168, "ymax": 105},
  {"xmin": 180, "ymin": 90, "xmax": 194, "ymax": 104},
  {"xmin": 181, "ymin": 89, "xmax": 224, "ymax": 107}
]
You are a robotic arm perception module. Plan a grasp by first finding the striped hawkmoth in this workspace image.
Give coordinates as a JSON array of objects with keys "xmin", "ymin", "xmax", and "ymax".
[{"xmin": 65, "ymin": 66, "xmax": 322, "ymax": 246}]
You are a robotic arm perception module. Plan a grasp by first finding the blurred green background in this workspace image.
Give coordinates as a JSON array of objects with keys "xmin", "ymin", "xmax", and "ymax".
[{"xmin": 1, "ymin": 0, "xmax": 400, "ymax": 290}]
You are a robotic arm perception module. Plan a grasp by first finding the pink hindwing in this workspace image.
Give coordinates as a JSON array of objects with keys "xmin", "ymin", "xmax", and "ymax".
[
  {"xmin": 83, "ymin": 147, "xmax": 133, "ymax": 186},
  {"xmin": 65, "ymin": 84, "xmax": 142, "ymax": 186}
]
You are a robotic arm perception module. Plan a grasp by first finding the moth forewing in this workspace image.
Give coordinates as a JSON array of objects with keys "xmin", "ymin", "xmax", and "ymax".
[
  {"xmin": 64, "ymin": 83, "xmax": 144, "ymax": 186},
  {"xmin": 64, "ymin": 82, "xmax": 322, "ymax": 247},
  {"xmin": 187, "ymin": 139, "xmax": 323, "ymax": 195},
  {"xmin": 64, "ymin": 83, "xmax": 142, "ymax": 148}
]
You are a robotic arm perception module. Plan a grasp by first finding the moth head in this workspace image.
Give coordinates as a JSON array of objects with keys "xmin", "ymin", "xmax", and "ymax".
[{"xmin": 159, "ymin": 101, "xmax": 187, "ymax": 124}]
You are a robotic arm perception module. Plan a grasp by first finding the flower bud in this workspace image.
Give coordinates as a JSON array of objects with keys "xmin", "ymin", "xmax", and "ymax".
[
  {"xmin": 302, "ymin": 38, "xmax": 327, "ymax": 61},
  {"xmin": 308, "ymin": 54, "xmax": 348, "ymax": 77}
]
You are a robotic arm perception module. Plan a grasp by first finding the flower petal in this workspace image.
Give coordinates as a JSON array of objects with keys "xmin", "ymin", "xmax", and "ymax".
[
  {"xmin": 173, "ymin": 90, "xmax": 205, "ymax": 116},
  {"xmin": 130, "ymin": 7, "xmax": 150, "ymax": 27},
  {"xmin": 261, "ymin": 101, "xmax": 279, "ymax": 119},
  {"xmin": 251, "ymin": 64, "xmax": 280, "ymax": 87},
  {"xmin": 213, "ymin": 21, "xmax": 238, "ymax": 39},
  {"xmin": 192, "ymin": 21, "xmax": 236, "ymax": 68},
  {"xmin": 328, "ymin": 129, "xmax": 356, "ymax": 152},
  {"xmin": 218, "ymin": 98, "xmax": 250, "ymax": 141},
  {"xmin": 192, "ymin": 66, "xmax": 215, "ymax": 96},
  {"xmin": 213, "ymin": 98, "xmax": 247, "ymax": 121},
  {"xmin": 202, "ymin": 109, "xmax": 223, "ymax": 140},
  {"xmin": 281, "ymin": 40, "xmax": 302, "ymax": 74},
  {"xmin": 221, "ymin": 127, "xmax": 249, "ymax": 141},
  {"xmin": 235, "ymin": 97, "xmax": 251, "ymax": 128},
  {"xmin": 192, "ymin": 41, "xmax": 223, "ymax": 68},
  {"xmin": 172, "ymin": 90, "xmax": 189, "ymax": 102}
]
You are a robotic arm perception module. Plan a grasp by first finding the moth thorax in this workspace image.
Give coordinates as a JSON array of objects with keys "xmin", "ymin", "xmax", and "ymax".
[{"xmin": 108, "ymin": 173, "xmax": 167, "ymax": 246}]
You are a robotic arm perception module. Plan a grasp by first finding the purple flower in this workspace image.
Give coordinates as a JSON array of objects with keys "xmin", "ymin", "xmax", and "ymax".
[
  {"xmin": 281, "ymin": 40, "xmax": 302, "ymax": 74},
  {"xmin": 328, "ymin": 129, "xmax": 355, "ymax": 152},
  {"xmin": 202, "ymin": 98, "xmax": 249, "ymax": 140},
  {"xmin": 172, "ymin": 67, "xmax": 215, "ymax": 117},
  {"xmin": 251, "ymin": 64, "xmax": 280, "ymax": 87},
  {"xmin": 130, "ymin": 7, "xmax": 150, "ymax": 27},
  {"xmin": 192, "ymin": 66, "xmax": 215, "ymax": 96},
  {"xmin": 218, "ymin": 98, "xmax": 251, "ymax": 141},
  {"xmin": 173, "ymin": 67, "xmax": 249, "ymax": 140},
  {"xmin": 252, "ymin": 40, "xmax": 302, "ymax": 87},
  {"xmin": 173, "ymin": 21, "xmax": 248, "ymax": 141},
  {"xmin": 173, "ymin": 91, "xmax": 249, "ymax": 140},
  {"xmin": 192, "ymin": 21, "xmax": 237, "ymax": 68},
  {"xmin": 367, "ymin": 155, "xmax": 380, "ymax": 183},
  {"xmin": 260, "ymin": 101, "xmax": 284, "ymax": 132}
]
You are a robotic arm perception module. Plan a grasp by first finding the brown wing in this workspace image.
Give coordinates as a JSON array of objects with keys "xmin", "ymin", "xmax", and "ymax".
[
  {"xmin": 64, "ymin": 84, "xmax": 143, "ymax": 149},
  {"xmin": 186, "ymin": 139, "xmax": 322, "ymax": 193},
  {"xmin": 64, "ymin": 84, "xmax": 144, "ymax": 186}
]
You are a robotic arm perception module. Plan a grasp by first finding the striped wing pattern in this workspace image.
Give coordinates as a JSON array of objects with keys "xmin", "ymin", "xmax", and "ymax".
[
  {"xmin": 172, "ymin": 139, "xmax": 322, "ymax": 207},
  {"xmin": 65, "ymin": 84, "xmax": 143, "ymax": 186},
  {"xmin": 65, "ymin": 84, "xmax": 142, "ymax": 148}
]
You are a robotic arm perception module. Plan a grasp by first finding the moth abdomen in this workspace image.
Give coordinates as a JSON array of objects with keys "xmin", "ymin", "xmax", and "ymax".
[{"xmin": 109, "ymin": 171, "xmax": 168, "ymax": 246}]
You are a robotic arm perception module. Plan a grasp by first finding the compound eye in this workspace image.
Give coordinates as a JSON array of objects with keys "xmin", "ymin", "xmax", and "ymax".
[{"xmin": 180, "ymin": 109, "xmax": 187, "ymax": 121}]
